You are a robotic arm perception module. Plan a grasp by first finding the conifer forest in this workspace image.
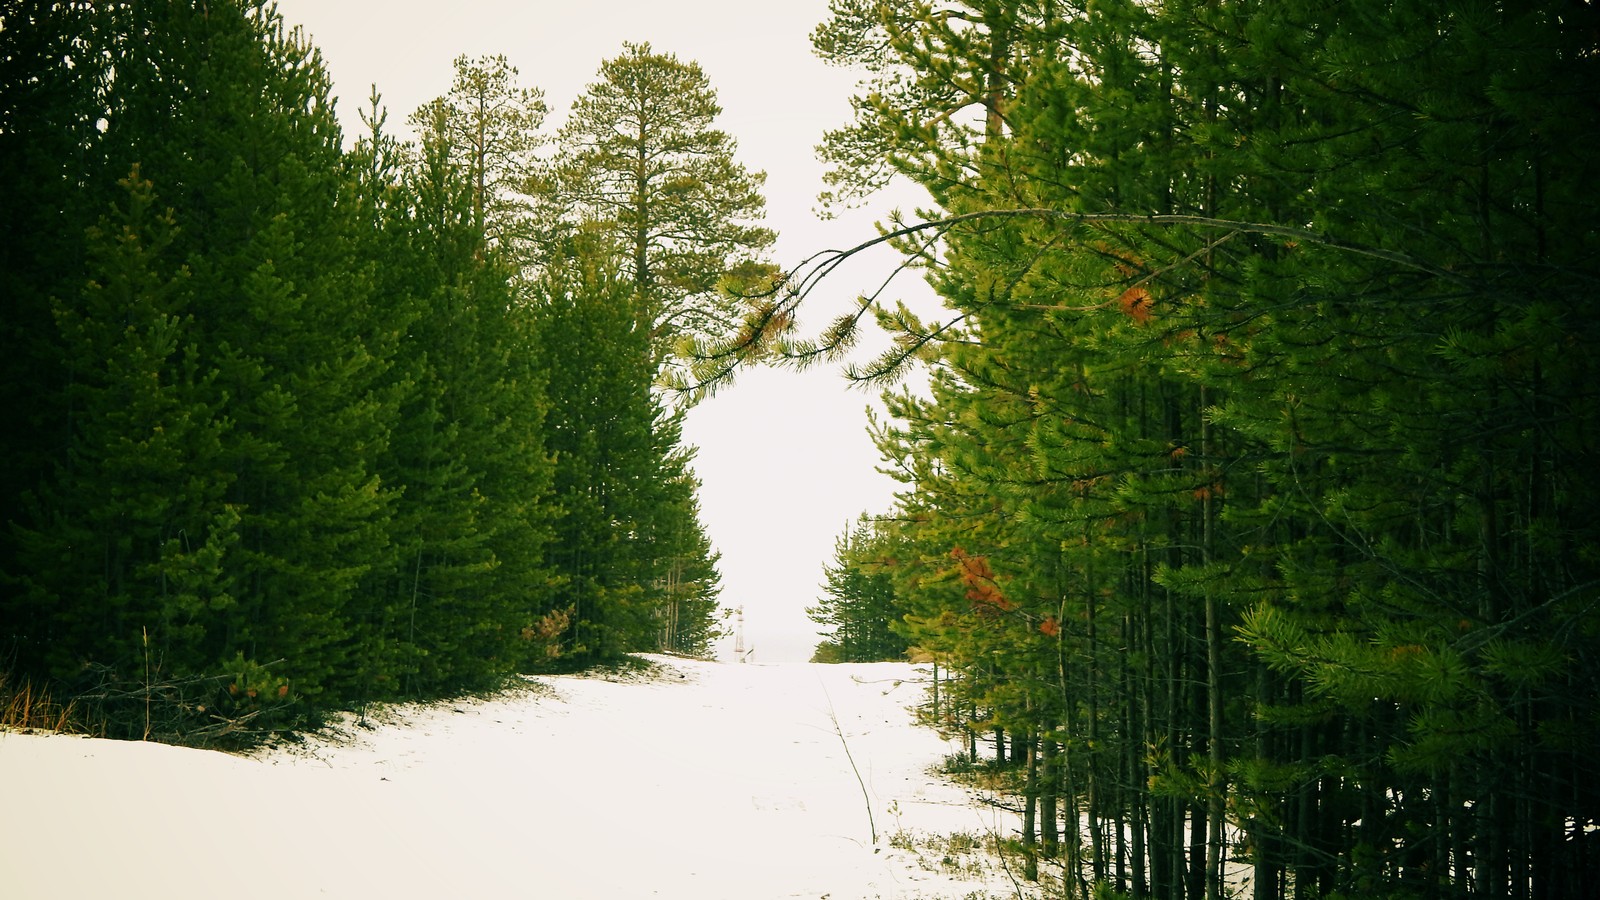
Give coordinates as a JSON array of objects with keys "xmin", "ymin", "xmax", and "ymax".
[
  {"xmin": 785, "ymin": 2, "xmax": 1600, "ymax": 897},
  {"xmin": 6, "ymin": 1, "xmax": 1600, "ymax": 898},
  {"xmin": 2, "ymin": 3, "xmax": 734, "ymax": 736}
]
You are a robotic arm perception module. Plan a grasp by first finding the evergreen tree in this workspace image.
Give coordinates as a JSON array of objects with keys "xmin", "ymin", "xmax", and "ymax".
[
  {"xmin": 639, "ymin": 420, "xmax": 725, "ymax": 658},
  {"xmin": 550, "ymin": 42, "xmax": 778, "ymax": 385},
  {"xmin": 348, "ymin": 86, "xmax": 559, "ymax": 695},
  {"xmin": 148, "ymin": 2, "xmax": 396, "ymax": 708},
  {"xmin": 763, "ymin": 0, "xmax": 1600, "ymax": 895},
  {"xmin": 528, "ymin": 233, "xmax": 666, "ymax": 663},
  {"xmin": 4, "ymin": 0, "xmax": 398, "ymax": 726},
  {"xmin": 807, "ymin": 516, "xmax": 908, "ymax": 663},
  {"xmin": 0, "ymin": 0, "xmax": 119, "ymax": 570},
  {"xmin": 409, "ymin": 53, "xmax": 547, "ymax": 263},
  {"xmin": 1, "ymin": 2, "xmax": 735, "ymax": 736},
  {"xmin": 9, "ymin": 169, "xmax": 238, "ymax": 685}
]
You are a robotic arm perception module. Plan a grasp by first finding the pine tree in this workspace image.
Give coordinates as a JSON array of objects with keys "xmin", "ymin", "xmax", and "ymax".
[
  {"xmin": 783, "ymin": 0, "xmax": 1600, "ymax": 895},
  {"xmin": 8, "ymin": 169, "xmax": 237, "ymax": 686},
  {"xmin": 638, "ymin": 419, "xmax": 725, "ymax": 658},
  {"xmin": 409, "ymin": 54, "xmax": 547, "ymax": 263},
  {"xmin": 149, "ymin": 3, "xmax": 397, "ymax": 708},
  {"xmin": 550, "ymin": 42, "xmax": 778, "ymax": 385},
  {"xmin": 4, "ymin": 0, "xmax": 401, "ymax": 726},
  {"xmin": 0, "ymin": 0, "xmax": 124, "ymax": 670},
  {"xmin": 527, "ymin": 232, "xmax": 660, "ymax": 663},
  {"xmin": 808, "ymin": 516, "xmax": 908, "ymax": 662}
]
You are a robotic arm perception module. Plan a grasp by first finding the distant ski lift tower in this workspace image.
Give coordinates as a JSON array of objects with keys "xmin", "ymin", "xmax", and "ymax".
[{"xmin": 733, "ymin": 606, "xmax": 746, "ymax": 662}]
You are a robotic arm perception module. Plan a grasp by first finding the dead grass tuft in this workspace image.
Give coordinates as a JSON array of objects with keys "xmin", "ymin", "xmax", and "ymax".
[{"xmin": 1, "ymin": 670, "xmax": 88, "ymax": 735}]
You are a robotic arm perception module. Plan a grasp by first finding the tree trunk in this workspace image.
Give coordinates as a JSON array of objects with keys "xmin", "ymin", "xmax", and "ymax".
[
  {"xmin": 1086, "ymin": 567, "xmax": 1106, "ymax": 885},
  {"xmin": 1042, "ymin": 736, "xmax": 1060, "ymax": 860},
  {"xmin": 1023, "ymin": 728, "xmax": 1040, "ymax": 881}
]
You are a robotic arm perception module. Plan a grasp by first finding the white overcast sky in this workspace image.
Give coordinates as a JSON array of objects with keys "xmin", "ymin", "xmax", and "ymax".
[{"xmin": 270, "ymin": 0, "xmax": 937, "ymax": 662}]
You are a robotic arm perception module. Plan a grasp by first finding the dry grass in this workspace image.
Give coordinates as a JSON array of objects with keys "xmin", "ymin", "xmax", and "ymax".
[
  {"xmin": 888, "ymin": 827, "xmax": 998, "ymax": 879},
  {"xmin": 1, "ymin": 670, "xmax": 87, "ymax": 735}
]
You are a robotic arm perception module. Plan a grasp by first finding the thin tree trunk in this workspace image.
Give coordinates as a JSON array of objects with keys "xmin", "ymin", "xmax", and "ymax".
[
  {"xmin": 1086, "ymin": 559, "xmax": 1106, "ymax": 884},
  {"xmin": 1061, "ymin": 705, "xmax": 1091, "ymax": 900},
  {"xmin": 1023, "ymin": 727, "xmax": 1040, "ymax": 881},
  {"xmin": 1201, "ymin": 384, "xmax": 1226, "ymax": 900},
  {"xmin": 1042, "ymin": 736, "xmax": 1060, "ymax": 860},
  {"xmin": 1129, "ymin": 619, "xmax": 1148, "ymax": 898},
  {"xmin": 1252, "ymin": 660, "xmax": 1279, "ymax": 900}
]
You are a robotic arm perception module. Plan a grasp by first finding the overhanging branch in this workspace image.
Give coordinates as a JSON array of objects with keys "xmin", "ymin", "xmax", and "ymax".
[{"xmin": 677, "ymin": 206, "xmax": 1470, "ymax": 399}]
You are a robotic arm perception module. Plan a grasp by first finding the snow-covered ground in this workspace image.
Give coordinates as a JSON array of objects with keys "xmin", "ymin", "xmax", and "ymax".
[{"xmin": 2, "ymin": 658, "xmax": 1030, "ymax": 899}]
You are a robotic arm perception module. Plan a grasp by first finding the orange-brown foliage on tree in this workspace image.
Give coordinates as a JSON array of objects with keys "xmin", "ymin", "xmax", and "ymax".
[{"xmin": 950, "ymin": 547, "xmax": 1012, "ymax": 611}]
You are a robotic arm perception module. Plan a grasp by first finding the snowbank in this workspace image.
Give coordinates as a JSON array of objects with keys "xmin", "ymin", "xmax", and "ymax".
[{"xmin": 2, "ymin": 658, "xmax": 1023, "ymax": 899}]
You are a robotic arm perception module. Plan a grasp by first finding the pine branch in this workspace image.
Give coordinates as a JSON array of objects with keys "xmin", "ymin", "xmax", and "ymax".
[
  {"xmin": 804, "ymin": 208, "xmax": 1467, "ymax": 287},
  {"xmin": 680, "ymin": 205, "xmax": 1473, "ymax": 399}
]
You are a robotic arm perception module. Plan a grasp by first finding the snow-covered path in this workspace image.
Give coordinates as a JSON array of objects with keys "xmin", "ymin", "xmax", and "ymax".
[{"xmin": 2, "ymin": 659, "xmax": 1022, "ymax": 899}]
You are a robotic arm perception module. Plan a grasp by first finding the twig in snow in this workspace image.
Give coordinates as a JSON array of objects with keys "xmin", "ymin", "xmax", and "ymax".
[{"xmin": 821, "ymin": 684, "xmax": 877, "ymax": 847}]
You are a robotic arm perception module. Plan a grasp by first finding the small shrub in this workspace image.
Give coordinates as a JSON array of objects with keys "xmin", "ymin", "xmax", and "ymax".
[
  {"xmin": 939, "ymin": 751, "xmax": 1024, "ymax": 792},
  {"xmin": 66, "ymin": 653, "xmax": 300, "ymax": 749}
]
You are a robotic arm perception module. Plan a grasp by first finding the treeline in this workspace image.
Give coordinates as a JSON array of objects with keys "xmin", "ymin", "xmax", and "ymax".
[
  {"xmin": 0, "ymin": 1, "xmax": 762, "ymax": 740},
  {"xmin": 778, "ymin": 1, "xmax": 1599, "ymax": 898}
]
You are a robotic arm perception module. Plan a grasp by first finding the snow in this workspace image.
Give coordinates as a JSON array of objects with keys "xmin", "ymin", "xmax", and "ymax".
[{"xmin": 2, "ymin": 658, "xmax": 1028, "ymax": 899}]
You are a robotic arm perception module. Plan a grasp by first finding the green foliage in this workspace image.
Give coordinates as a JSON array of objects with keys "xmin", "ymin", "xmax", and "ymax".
[
  {"xmin": 527, "ymin": 232, "xmax": 722, "ymax": 666},
  {"xmin": 0, "ymin": 1, "xmax": 724, "ymax": 742},
  {"xmin": 213, "ymin": 653, "xmax": 294, "ymax": 722},
  {"xmin": 807, "ymin": 515, "xmax": 910, "ymax": 662},
  {"xmin": 409, "ymin": 54, "xmax": 547, "ymax": 260},
  {"xmin": 550, "ymin": 41, "xmax": 778, "ymax": 388},
  {"xmin": 785, "ymin": 0, "xmax": 1600, "ymax": 895}
]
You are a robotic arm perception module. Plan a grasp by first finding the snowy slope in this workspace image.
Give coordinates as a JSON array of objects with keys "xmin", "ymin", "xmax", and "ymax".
[{"xmin": 1, "ymin": 658, "xmax": 1026, "ymax": 899}]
